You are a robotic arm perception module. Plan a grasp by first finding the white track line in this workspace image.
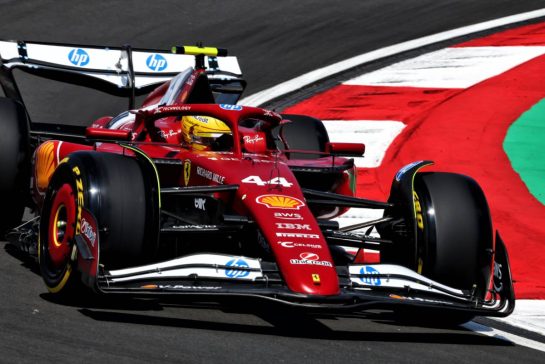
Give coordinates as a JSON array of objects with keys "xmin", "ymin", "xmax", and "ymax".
[
  {"xmin": 463, "ymin": 321, "xmax": 545, "ymax": 353},
  {"xmin": 492, "ymin": 300, "xmax": 545, "ymax": 337},
  {"xmin": 239, "ymin": 8, "xmax": 545, "ymax": 107},
  {"xmin": 345, "ymin": 46, "xmax": 545, "ymax": 89}
]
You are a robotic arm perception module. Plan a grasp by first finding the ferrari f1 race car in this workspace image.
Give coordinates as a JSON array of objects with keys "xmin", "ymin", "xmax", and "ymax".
[{"xmin": 0, "ymin": 40, "xmax": 514, "ymax": 324}]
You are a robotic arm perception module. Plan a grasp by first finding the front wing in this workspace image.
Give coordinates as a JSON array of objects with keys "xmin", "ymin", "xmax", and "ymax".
[{"xmin": 93, "ymin": 238, "xmax": 514, "ymax": 316}]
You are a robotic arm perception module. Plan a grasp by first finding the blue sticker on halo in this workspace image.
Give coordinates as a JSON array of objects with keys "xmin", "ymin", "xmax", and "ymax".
[{"xmin": 219, "ymin": 104, "xmax": 243, "ymax": 111}]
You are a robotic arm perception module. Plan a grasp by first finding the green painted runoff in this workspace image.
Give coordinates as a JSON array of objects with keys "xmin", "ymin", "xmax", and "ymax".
[{"xmin": 504, "ymin": 98, "xmax": 545, "ymax": 205}]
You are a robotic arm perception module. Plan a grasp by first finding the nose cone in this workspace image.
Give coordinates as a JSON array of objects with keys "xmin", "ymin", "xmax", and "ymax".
[
  {"xmin": 214, "ymin": 155, "xmax": 341, "ymax": 297},
  {"xmin": 282, "ymin": 251, "xmax": 340, "ymax": 296},
  {"xmin": 248, "ymin": 191, "xmax": 340, "ymax": 296}
]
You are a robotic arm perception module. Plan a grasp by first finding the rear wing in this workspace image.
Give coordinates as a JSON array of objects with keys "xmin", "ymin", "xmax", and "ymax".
[{"xmin": 0, "ymin": 40, "xmax": 242, "ymax": 105}]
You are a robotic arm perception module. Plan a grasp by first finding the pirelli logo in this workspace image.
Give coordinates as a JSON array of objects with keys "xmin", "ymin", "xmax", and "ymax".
[{"xmin": 256, "ymin": 194, "xmax": 305, "ymax": 210}]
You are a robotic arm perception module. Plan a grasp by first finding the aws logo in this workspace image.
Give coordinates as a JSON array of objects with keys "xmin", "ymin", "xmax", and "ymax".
[
  {"xmin": 68, "ymin": 48, "xmax": 90, "ymax": 67},
  {"xmin": 146, "ymin": 54, "xmax": 168, "ymax": 71}
]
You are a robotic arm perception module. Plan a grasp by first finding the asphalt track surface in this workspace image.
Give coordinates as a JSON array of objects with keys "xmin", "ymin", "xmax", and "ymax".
[{"xmin": 2, "ymin": 1, "xmax": 545, "ymax": 363}]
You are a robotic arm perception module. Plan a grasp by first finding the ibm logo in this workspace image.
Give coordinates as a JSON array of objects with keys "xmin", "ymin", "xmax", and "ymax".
[
  {"xmin": 68, "ymin": 48, "xmax": 90, "ymax": 67},
  {"xmin": 146, "ymin": 54, "xmax": 167, "ymax": 71}
]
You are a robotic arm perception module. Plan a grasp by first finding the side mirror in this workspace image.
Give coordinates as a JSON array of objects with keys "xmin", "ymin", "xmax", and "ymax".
[
  {"xmin": 85, "ymin": 127, "xmax": 131, "ymax": 141},
  {"xmin": 326, "ymin": 142, "xmax": 365, "ymax": 157}
]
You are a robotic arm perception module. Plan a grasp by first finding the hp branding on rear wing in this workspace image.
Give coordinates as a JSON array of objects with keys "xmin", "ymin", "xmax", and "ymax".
[{"xmin": 0, "ymin": 40, "xmax": 241, "ymax": 107}]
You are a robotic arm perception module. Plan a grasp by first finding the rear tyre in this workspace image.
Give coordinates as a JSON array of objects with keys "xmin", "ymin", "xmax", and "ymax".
[
  {"xmin": 276, "ymin": 114, "xmax": 329, "ymax": 159},
  {"xmin": 0, "ymin": 98, "xmax": 30, "ymax": 236},
  {"xmin": 39, "ymin": 152, "xmax": 158, "ymax": 294}
]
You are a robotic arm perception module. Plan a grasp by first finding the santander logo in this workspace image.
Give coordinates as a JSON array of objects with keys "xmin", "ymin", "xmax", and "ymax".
[
  {"xmin": 299, "ymin": 252, "xmax": 319, "ymax": 261},
  {"xmin": 290, "ymin": 252, "xmax": 332, "ymax": 267}
]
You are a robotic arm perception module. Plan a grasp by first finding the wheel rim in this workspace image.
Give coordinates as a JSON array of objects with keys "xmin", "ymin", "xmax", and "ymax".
[{"xmin": 48, "ymin": 183, "xmax": 76, "ymax": 268}]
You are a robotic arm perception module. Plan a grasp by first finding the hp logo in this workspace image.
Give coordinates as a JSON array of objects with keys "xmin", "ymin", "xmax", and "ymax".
[
  {"xmin": 225, "ymin": 258, "xmax": 250, "ymax": 278},
  {"xmin": 359, "ymin": 266, "xmax": 381, "ymax": 286},
  {"xmin": 68, "ymin": 48, "xmax": 90, "ymax": 67},
  {"xmin": 146, "ymin": 54, "xmax": 168, "ymax": 71},
  {"xmin": 219, "ymin": 104, "xmax": 243, "ymax": 111}
]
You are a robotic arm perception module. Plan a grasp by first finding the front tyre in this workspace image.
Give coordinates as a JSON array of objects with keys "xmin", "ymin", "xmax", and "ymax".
[
  {"xmin": 414, "ymin": 172, "xmax": 493, "ymax": 298},
  {"xmin": 39, "ymin": 166, "xmax": 81, "ymax": 293},
  {"xmin": 394, "ymin": 172, "xmax": 494, "ymax": 326}
]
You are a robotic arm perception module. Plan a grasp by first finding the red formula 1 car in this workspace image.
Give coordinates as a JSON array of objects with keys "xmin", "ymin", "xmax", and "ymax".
[{"xmin": 0, "ymin": 40, "xmax": 514, "ymax": 324}]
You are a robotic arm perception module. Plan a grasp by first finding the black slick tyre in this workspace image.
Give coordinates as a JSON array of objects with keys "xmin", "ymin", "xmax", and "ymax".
[
  {"xmin": 394, "ymin": 172, "xmax": 494, "ymax": 326},
  {"xmin": 0, "ymin": 98, "xmax": 30, "ymax": 236},
  {"xmin": 414, "ymin": 172, "xmax": 493, "ymax": 297},
  {"xmin": 39, "ymin": 152, "xmax": 158, "ymax": 294}
]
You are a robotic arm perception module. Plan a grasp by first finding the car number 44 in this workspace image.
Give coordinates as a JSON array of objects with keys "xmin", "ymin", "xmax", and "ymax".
[{"xmin": 241, "ymin": 176, "xmax": 293, "ymax": 187}]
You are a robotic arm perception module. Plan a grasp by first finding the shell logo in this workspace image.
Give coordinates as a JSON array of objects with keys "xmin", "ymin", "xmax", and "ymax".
[{"xmin": 256, "ymin": 194, "xmax": 305, "ymax": 210}]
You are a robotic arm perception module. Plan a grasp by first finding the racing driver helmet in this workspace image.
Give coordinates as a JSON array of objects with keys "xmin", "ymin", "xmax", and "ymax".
[{"xmin": 181, "ymin": 115, "xmax": 232, "ymax": 151}]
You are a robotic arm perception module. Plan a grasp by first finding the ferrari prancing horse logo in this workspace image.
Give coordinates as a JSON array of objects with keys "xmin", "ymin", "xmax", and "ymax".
[{"xmin": 183, "ymin": 159, "xmax": 191, "ymax": 186}]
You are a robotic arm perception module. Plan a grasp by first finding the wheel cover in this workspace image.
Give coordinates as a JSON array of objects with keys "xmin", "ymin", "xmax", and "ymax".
[{"xmin": 48, "ymin": 183, "xmax": 76, "ymax": 268}]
